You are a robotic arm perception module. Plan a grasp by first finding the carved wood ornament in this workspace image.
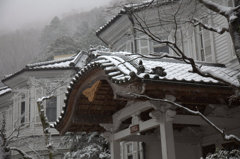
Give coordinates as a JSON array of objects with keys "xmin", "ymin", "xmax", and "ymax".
[{"xmin": 82, "ymin": 80, "xmax": 101, "ymax": 102}]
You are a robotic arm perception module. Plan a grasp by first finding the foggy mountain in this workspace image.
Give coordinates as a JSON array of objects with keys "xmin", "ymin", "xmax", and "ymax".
[
  {"xmin": 0, "ymin": 6, "xmax": 109, "ymax": 83},
  {"xmin": 0, "ymin": 0, "xmax": 142, "ymax": 84}
]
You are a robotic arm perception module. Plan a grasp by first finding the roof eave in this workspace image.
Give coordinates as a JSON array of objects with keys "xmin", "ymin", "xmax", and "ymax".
[{"xmin": 2, "ymin": 67, "xmax": 78, "ymax": 83}]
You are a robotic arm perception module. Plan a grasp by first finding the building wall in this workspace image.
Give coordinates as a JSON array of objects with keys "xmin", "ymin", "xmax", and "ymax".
[
  {"xmin": 98, "ymin": 0, "xmax": 239, "ymax": 67},
  {"xmin": 0, "ymin": 70, "xmax": 75, "ymax": 158}
]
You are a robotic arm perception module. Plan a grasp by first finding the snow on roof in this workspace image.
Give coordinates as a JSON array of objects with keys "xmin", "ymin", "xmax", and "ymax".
[
  {"xmin": 2, "ymin": 52, "xmax": 83, "ymax": 82},
  {"xmin": 26, "ymin": 53, "xmax": 81, "ymax": 69},
  {"xmin": 96, "ymin": 0, "xmax": 152, "ymax": 35},
  {"xmin": 96, "ymin": 9, "xmax": 126, "ymax": 35},
  {"xmin": 91, "ymin": 51, "xmax": 239, "ymax": 85},
  {"xmin": 96, "ymin": 0, "xmax": 175, "ymax": 35},
  {"xmin": 53, "ymin": 50, "xmax": 240, "ymax": 129},
  {"xmin": 0, "ymin": 87, "xmax": 11, "ymax": 96}
]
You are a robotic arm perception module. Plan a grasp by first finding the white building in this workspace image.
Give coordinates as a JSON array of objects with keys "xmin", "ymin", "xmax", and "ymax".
[
  {"xmin": 0, "ymin": 52, "xmax": 90, "ymax": 158},
  {"xmin": 96, "ymin": 0, "xmax": 238, "ymax": 68},
  {"xmin": 1, "ymin": 0, "xmax": 240, "ymax": 159}
]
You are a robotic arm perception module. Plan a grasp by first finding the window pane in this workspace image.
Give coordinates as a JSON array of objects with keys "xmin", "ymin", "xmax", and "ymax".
[
  {"xmin": 46, "ymin": 97, "xmax": 57, "ymax": 122},
  {"xmin": 127, "ymin": 155, "xmax": 133, "ymax": 159},
  {"xmin": 21, "ymin": 101, "xmax": 25, "ymax": 124},
  {"xmin": 154, "ymin": 45, "xmax": 169, "ymax": 53},
  {"xmin": 127, "ymin": 144, "xmax": 133, "ymax": 153}
]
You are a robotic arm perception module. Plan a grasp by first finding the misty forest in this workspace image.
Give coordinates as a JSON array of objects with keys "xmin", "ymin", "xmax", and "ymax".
[{"xmin": 0, "ymin": 0, "xmax": 119, "ymax": 83}]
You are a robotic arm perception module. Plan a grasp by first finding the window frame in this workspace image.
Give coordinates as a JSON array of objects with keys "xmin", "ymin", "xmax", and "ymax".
[
  {"xmin": 45, "ymin": 96, "xmax": 57, "ymax": 122},
  {"xmin": 19, "ymin": 93, "xmax": 26, "ymax": 125},
  {"xmin": 137, "ymin": 36, "xmax": 150, "ymax": 55},
  {"xmin": 123, "ymin": 142, "xmax": 144, "ymax": 159},
  {"xmin": 152, "ymin": 41, "xmax": 169, "ymax": 54}
]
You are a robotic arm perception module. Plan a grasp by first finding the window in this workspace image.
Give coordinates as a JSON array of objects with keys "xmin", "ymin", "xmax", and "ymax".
[
  {"xmin": 126, "ymin": 143, "xmax": 133, "ymax": 159},
  {"xmin": 152, "ymin": 41, "xmax": 169, "ymax": 54},
  {"xmin": 20, "ymin": 94, "xmax": 26, "ymax": 125},
  {"xmin": 138, "ymin": 37, "xmax": 149, "ymax": 55},
  {"xmin": 20, "ymin": 100, "xmax": 25, "ymax": 124},
  {"xmin": 46, "ymin": 96, "xmax": 57, "ymax": 122},
  {"xmin": 195, "ymin": 25, "xmax": 212, "ymax": 62},
  {"xmin": 196, "ymin": 26, "xmax": 205, "ymax": 61},
  {"xmin": 124, "ymin": 142, "xmax": 144, "ymax": 159}
]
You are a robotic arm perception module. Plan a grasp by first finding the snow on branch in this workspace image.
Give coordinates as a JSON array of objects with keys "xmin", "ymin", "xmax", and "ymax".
[
  {"xmin": 198, "ymin": 0, "xmax": 232, "ymax": 17},
  {"xmin": 10, "ymin": 147, "xmax": 33, "ymax": 159},
  {"xmin": 37, "ymin": 94, "xmax": 54, "ymax": 103},
  {"xmin": 37, "ymin": 95, "xmax": 55, "ymax": 159},
  {"xmin": 130, "ymin": 93, "xmax": 240, "ymax": 143},
  {"xmin": 191, "ymin": 18, "xmax": 229, "ymax": 34}
]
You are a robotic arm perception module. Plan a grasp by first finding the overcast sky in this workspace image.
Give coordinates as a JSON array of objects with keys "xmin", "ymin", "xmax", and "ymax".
[{"xmin": 0, "ymin": 0, "xmax": 112, "ymax": 31}]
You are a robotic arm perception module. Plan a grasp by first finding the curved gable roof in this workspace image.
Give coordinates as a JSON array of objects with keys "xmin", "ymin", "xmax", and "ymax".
[{"xmin": 53, "ymin": 51, "xmax": 239, "ymax": 134}]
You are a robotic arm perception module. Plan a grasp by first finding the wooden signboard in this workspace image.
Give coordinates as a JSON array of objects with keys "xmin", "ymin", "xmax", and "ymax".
[{"xmin": 130, "ymin": 124, "xmax": 139, "ymax": 133}]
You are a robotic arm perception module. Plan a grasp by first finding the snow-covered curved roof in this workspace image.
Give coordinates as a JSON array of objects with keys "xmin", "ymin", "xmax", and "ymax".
[
  {"xmin": 90, "ymin": 51, "xmax": 240, "ymax": 85},
  {"xmin": 53, "ymin": 50, "xmax": 240, "ymax": 130}
]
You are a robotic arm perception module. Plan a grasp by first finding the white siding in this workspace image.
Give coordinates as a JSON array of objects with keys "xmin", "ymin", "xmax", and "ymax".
[{"xmin": 212, "ymin": 15, "xmax": 233, "ymax": 64}]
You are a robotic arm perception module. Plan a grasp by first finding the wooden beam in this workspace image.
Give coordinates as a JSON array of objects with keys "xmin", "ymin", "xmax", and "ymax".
[
  {"xmin": 113, "ymin": 115, "xmax": 240, "ymax": 141},
  {"xmin": 174, "ymin": 115, "xmax": 240, "ymax": 127},
  {"xmin": 72, "ymin": 113, "xmax": 112, "ymax": 124},
  {"xmin": 113, "ymin": 101, "xmax": 153, "ymax": 121},
  {"xmin": 123, "ymin": 135, "xmax": 160, "ymax": 142},
  {"xmin": 123, "ymin": 135, "xmax": 200, "ymax": 144}
]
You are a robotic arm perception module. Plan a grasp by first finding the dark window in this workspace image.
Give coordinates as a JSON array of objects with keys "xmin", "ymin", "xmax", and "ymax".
[
  {"xmin": 21, "ymin": 101, "xmax": 25, "ymax": 124},
  {"xmin": 127, "ymin": 156, "xmax": 133, "ymax": 159},
  {"xmin": 154, "ymin": 45, "xmax": 169, "ymax": 53},
  {"xmin": 152, "ymin": 41, "xmax": 169, "ymax": 54},
  {"xmin": 46, "ymin": 96, "xmax": 57, "ymax": 122}
]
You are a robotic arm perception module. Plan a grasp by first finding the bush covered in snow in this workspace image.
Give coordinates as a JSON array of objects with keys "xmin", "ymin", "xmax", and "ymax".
[
  {"xmin": 205, "ymin": 149, "xmax": 240, "ymax": 159},
  {"xmin": 60, "ymin": 132, "xmax": 110, "ymax": 159}
]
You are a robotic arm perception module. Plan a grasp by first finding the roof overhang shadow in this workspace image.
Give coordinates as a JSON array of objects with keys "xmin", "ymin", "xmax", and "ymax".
[{"xmin": 54, "ymin": 66, "xmax": 127, "ymax": 135}]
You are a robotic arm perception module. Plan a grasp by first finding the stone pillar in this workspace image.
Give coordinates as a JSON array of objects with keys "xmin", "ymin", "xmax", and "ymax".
[
  {"xmin": 101, "ymin": 124, "xmax": 121, "ymax": 159},
  {"xmin": 150, "ymin": 109, "xmax": 176, "ymax": 159}
]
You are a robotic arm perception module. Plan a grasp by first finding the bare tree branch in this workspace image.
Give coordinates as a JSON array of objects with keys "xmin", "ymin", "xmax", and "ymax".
[
  {"xmin": 128, "ymin": 1, "xmax": 240, "ymax": 89},
  {"xmin": 9, "ymin": 147, "xmax": 33, "ymax": 159},
  {"xmin": 198, "ymin": 0, "xmax": 232, "ymax": 17},
  {"xmin": 130, "ymin": 93, "xmax": 240, "ymax": 143},
  {"xmin": 191, "ymin": 18, "xmax": 229, "ymax": 34},
  {"xmin": 0, "ymin": 115, "xmax": 34, "ymax": 159},
  {"xmin": 37, "ymin": 95, "xmax": 55, "ymax": 159}
]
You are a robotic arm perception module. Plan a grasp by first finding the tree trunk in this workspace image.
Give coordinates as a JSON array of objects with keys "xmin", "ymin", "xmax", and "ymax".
[{"xmin": 229, "ymin": 12, "xmax": 240, "ymax": 64}]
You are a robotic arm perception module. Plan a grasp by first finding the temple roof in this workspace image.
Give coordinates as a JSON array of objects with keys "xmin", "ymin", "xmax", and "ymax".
[
  {"xmin": 53, "ymin": 50, "xmax": 239, "ymax": 133},
  {"xmin": 89, "ymin": 51, "xmax": 239, "ymax": 85}
]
